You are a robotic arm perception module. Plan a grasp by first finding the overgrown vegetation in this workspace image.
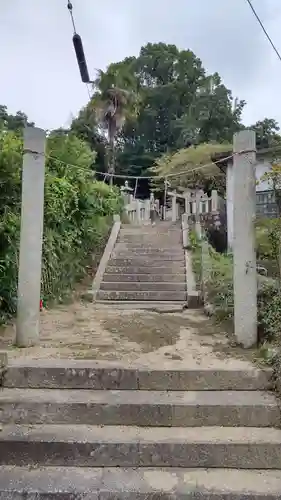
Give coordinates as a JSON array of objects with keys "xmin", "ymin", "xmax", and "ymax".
[
  {"xmin": 190, "ymin": 230, "xmax": 280, "ymax": 345},
  {"xmin": 0, "ymin": 128, "xmax": 123, "ymax": 324},
  {"xmin": 190, "ymin": 233, "xmax": 234, "ymax": 321}
]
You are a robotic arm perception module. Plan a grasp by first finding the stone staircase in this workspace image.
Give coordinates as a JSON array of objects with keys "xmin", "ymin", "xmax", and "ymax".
[
  {"xmin": 97, "ymin": 222, "xmax": 188, "ymax": 303},
  {"xmin": 1, "ymin": 359, "xmax": 281, "ymax": 497}
]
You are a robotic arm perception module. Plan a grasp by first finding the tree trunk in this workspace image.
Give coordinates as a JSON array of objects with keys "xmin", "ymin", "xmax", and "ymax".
[{"xmin": 108, "ymin": 121, "xmax": 116, "ymax": 186}]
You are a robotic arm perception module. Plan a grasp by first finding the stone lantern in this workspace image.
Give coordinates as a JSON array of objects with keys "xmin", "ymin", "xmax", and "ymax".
[{"xmin": 121, "ymin": 180, "xmax": 133, "ymax": 204}]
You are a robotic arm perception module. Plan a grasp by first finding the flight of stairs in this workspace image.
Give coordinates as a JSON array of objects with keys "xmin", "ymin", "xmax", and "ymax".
[
  {"xmin": 1, "ymin": 359, "xmax": 281, "ymax": 497},
  {"xmin": 97, "ymin": 222, "xmax": 187, "ymax": 302}
]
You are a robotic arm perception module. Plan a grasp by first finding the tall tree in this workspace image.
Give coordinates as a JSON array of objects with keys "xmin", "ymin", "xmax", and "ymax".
[
  {"xmin": 72, "ymin": 43, "xmax": 248, "ymax": 186},
  {"xmin": 0, "ymin": 105, "xmax": 34, "ymax": 132},
  {"xmin": 90, "ymin": 63, "xmax": 140, "ymax": 180},
  {"xmin": 250, "ymin": 118, "xmax": 281, "ymax": 150}
]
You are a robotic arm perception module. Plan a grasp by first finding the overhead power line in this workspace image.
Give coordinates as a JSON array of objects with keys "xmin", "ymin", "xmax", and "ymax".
[
  {"xmin": 43, "ymin": 145, "xmax": 280, "ymax": 181},
  {"xmin": 245, "ymin": 0, "xmax": 281, "ymax": 62}
]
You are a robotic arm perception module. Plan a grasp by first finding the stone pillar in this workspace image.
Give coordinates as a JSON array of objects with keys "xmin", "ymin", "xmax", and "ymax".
[
  {"xmin": 172, "ymin": 192, "xmax": 177, "ymax": 222},
  {"xmin": 195, "ymin": 189, "xmax": 203, "ymax": 240},
  {"xmin": 211, "ymin": 190, "xmax": 218, "ymax": 212},
  {"xmin": 145, "ymin": 199, "xmax": 150, "ymax": 221},
  {"xmin": 182, "ymin": 213, "xmax": 190, "ymax": 248},
  {"xmin": 16, "ymin": 127, "xmax": 46, "ymax": 347},
  {"xmin": 226, "ymin": 160, "xmax": 234, "ymax": 250},
  {"xmin": 233, "ymin": 129, "xmax": 257, "ymax": 347},
  {"xmin": 136, "ymin": 199, "xmax": 141, "ymax": 223},
  {"xmin": 184, "ymin": 189, "xmax": 191, "ymax": 215}
]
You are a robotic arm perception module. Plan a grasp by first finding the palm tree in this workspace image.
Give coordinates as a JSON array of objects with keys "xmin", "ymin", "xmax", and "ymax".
[{"xmin": 91, "ymin": 66, "xmax": 139, "ymax": 183}]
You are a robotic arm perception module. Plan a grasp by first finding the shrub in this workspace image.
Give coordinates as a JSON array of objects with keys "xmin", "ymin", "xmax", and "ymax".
[
  {"xmin": 258, "ymin": 282, "xmax": 281, "ymax": 342},
  {"xmin": 0, "ymin": 130, "xmax": 123, "ymax": 322}
]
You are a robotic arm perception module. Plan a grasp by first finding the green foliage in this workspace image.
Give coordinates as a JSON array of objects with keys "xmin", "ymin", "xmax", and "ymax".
[
  {"xmin": 189, "ymin": 229, "xmax": 199, "ymax": 250},
  {"xmin": 72, "ymin": 43, "xmax": 245, "ymax": 180},
  {"xmin": 0, "ymin": 128, "xmax": 123, "ymax": 323},
  {"xmin": 89, "ymin": 65, "xmax": 140, "ymax": 175},
  {"xmin": 256, "ymin": 219, "xmax": 275, "ymax": 260},
  {"xmin": 71, "ymin": 43, "xmax": 281, "ymax": 186},
  {"xmin": 191, "ymin": 239, "xmax": 281, "ymax": 343},
  {"xmin": 151, "ymin": 143, "xmax": 230, "ymax": 193},
  {"xmin": 258, "ymin": 284, "xmax": 281, "ymax": 342},
  {"xmin": 256, "ymin": 218, "xmax": 281, "ymax": 281},
  {"xmin": 203, "ymin": 247, "xmax": 234, "ymax": 321},
  {"xmin": 251, "ymin": 118, "xmax": 281, "ymax": 150},
  {"xmin": 0, "ymin": 104, "xmax": 34, "ymax": 132}
]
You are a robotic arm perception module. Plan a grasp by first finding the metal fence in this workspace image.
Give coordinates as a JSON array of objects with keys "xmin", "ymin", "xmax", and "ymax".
[{"xmin": 256, "ymin": 190, "xmax": 278, "ymax": 219}]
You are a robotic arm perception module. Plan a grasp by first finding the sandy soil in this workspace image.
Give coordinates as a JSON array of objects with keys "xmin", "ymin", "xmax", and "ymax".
[{"xmin": 0, "ymin": 301, "xmax": 258, "ymax": 369}]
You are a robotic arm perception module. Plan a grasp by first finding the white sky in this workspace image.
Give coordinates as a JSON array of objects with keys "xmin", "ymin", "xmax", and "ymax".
[{"xmin": 1, "ymin": 0, "xmax": 281, "ymax": 130}]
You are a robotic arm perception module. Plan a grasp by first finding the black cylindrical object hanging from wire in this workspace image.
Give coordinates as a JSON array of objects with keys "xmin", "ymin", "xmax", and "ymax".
[{"xmin": 72, "ymin": 33, "xmax": 90, "ymax": 83}]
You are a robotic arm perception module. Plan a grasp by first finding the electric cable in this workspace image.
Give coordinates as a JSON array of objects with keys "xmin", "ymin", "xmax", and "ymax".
[{"xmin": 245, "ymin": 0, "xmax": 281, "ymax": 62}]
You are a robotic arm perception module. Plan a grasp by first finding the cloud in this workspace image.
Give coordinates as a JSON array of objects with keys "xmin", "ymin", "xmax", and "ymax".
[{"xmin": 1, "ymin": 0, "xmax": 281, "ymax": 128}]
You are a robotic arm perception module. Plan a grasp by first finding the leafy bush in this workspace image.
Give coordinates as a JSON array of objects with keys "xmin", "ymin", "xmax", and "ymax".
[
  {"xmin": 258, "ymin": 282, "xmax": 281, "ymax": 342},
  {"xmin": 0, "ymin": 130, "xmax": 123, "ymax": 323},
  {"xmin": 256, "ymin": 218, "xmax": 281, "ymax": 260}
]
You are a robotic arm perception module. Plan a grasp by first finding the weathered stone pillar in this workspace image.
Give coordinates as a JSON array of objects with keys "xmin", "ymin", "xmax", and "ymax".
[
  {"xmin": 233, "ymin": 129, "xmax": 257, "ymax": 347},
  {"xmin": 172, "ymin": 192, "xmax": 177, "ymax": 222},
  {"xmin": 16, "ymin": 127, "xmax": 46, "ymax": 347}
]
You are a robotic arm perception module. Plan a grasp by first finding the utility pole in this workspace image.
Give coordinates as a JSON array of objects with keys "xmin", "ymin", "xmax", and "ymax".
[{"xmin": 16, "ymin": 127, "xmax": 46, "ymax": 347}]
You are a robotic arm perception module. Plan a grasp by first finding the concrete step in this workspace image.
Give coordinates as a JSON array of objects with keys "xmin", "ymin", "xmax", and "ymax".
[
  {"xmin": 99, "ymin": 282, "xmax": 187, "ymax": 292},
  {"xmin": 0, "ymin": 388, "xmax": 278, "ymax": 426},
  {"xmin": 1, "ymin": 466, "xmax": 281, "ymax": 498},
  {"xmin": 106, "ymin": 266, "xmax": 185, "ymax": 275},
  {"xmin": 4, "ymin": 360, "xmax": 271, "ymax": 390},
  {"xmin": 96, "ymin": 290, "xmax": 187, "ymax": 301},
  {"xmin": 102, "ymin": 273, "xmax": 186, "ymax": 283},
  {"xmin": 2, "ymin": 424, "xmax": 281, "ymax": 469}
]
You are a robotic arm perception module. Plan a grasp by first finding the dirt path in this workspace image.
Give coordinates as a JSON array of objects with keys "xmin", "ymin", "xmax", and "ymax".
[{"xmin": 0, "ymin": 300, "xmax": 259, "ymax": 369}]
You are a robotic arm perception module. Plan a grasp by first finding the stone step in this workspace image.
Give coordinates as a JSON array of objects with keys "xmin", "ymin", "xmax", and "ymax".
[
  {"xmin": 119, "ymin": 229, "xmax": 181, "ymax": 233},
  {"xmin": 0, "ymin": 466, "xmax": 281, "ymax": 498},
  {"xmin": 108, "ymin": 258, "xmax": 185, "ymax": 273},
  {"xmin": 1, "ymin": 424, "xmax": 281, "ymax": 469},
  {"xmin": 100, "ymin": 282, "xmax": 187, "ymax": 292},
  {"xmin": 112, "ymin": 254, "xmax": 184, "ymax": 262},
  {"xmin": 115, "ymin": 252, "xmax": 184, "ymax": 257},
  {"xmin": 110, "ymin": 256, "xmax": 185, "ymax": 264},
  {"xmin": 0, "ymin": 388, "xmax": 278, "ymax": 427},
  {"xmin": 116, "ymin": 241, "xmax": 183, "ymax": 246},
  {"xmin": 4, "ymin": 361, "xmax": 271, "ymax": 390},
  {"xmin": 119, "ymin": 239, "xmax": 183, "ymax": 245},
  {"xmin": 118, "ymin": 242, "xmax": 183, "ymax": 248},
  {"xmin": 97, "ymin": 290, "xmax": 187, "ymax": 301},
  {"xmin": 106, "ymin": 266, "xmax": 185, "ymax": 275},
  {"xmin": 95, "ymin": 300, "xmax": 189, "ymax": 311},
  {"xmin": 102, "ymin": 273, "xmax": 186, "ymax": 283},
  {"xmin": 114, "ymin": 246, "xmax": 184, "ymax": 253},
  {"xmin": 120, "ymin": 226, "xmax": 180, "ymax": 232}
]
